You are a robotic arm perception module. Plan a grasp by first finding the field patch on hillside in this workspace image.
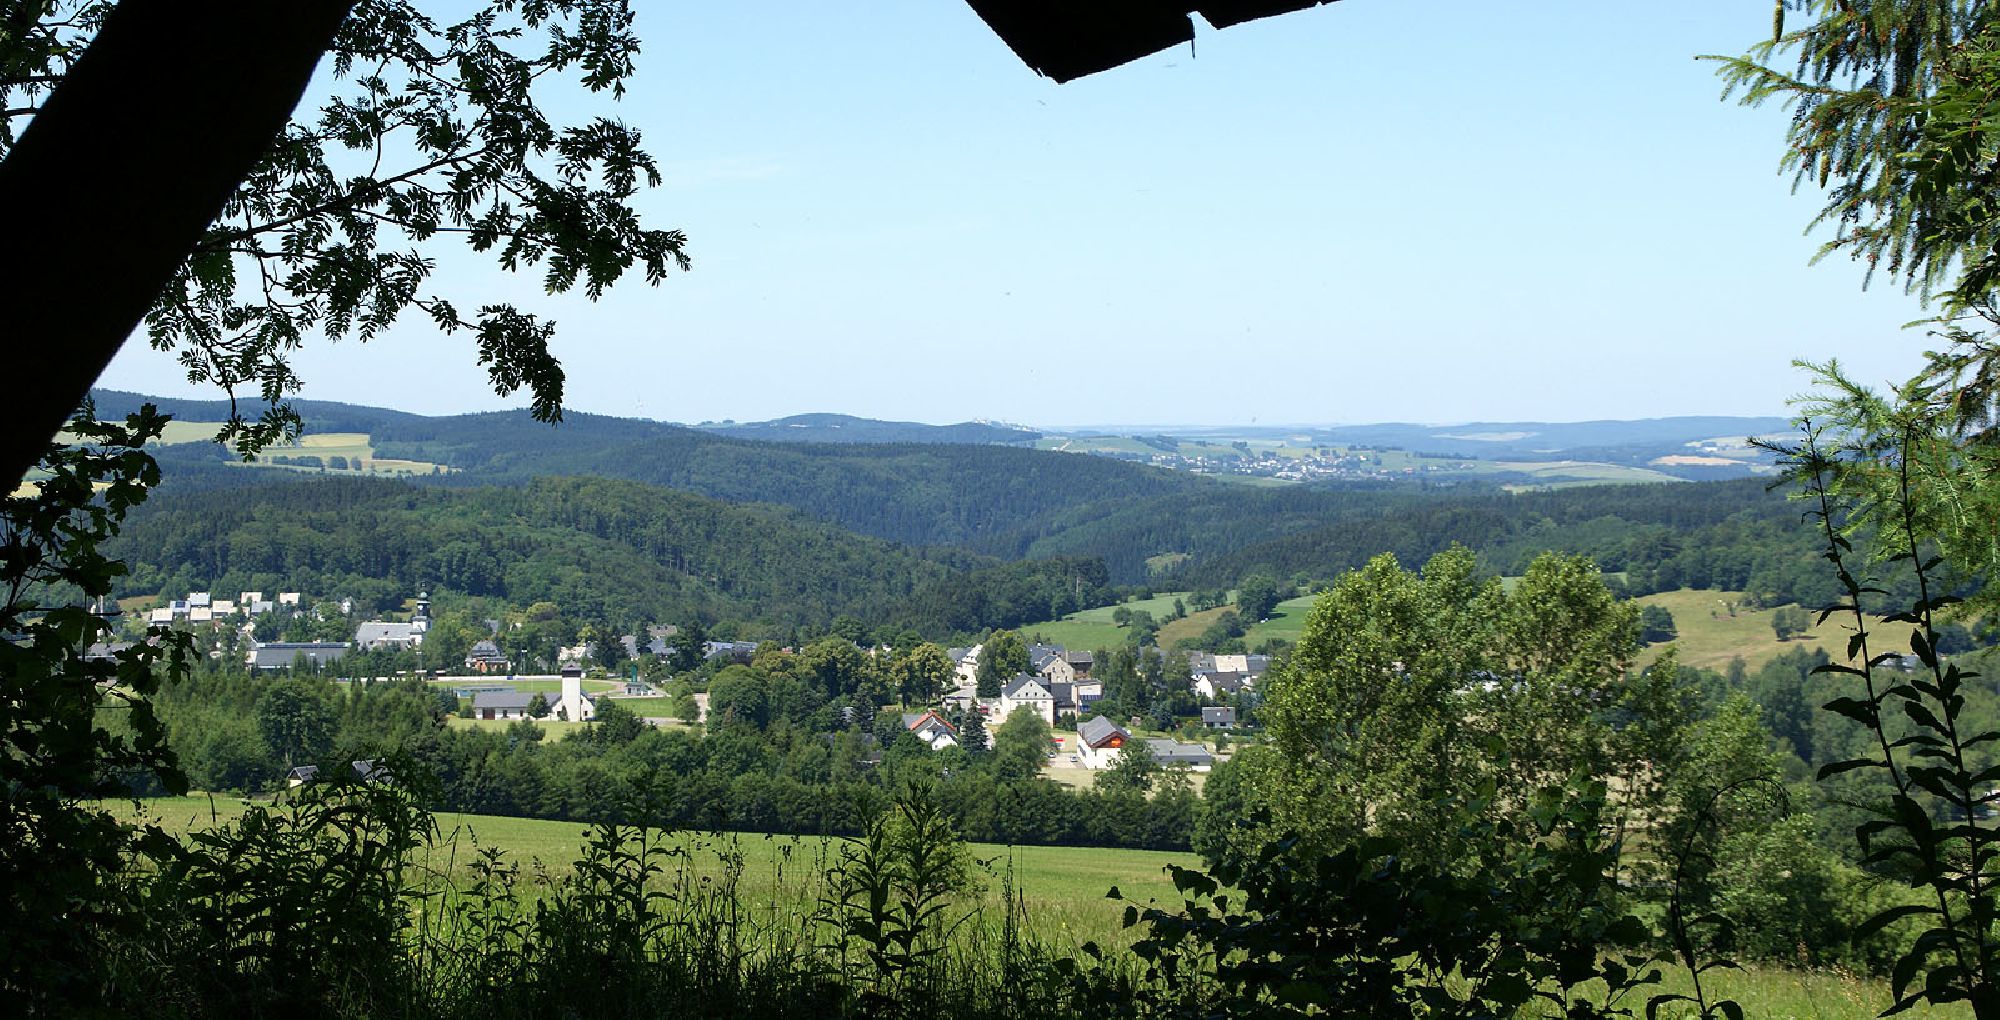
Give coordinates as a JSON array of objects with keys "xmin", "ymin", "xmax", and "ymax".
[
  {"xmin": 1021, "ymin": 592, "xmax": 1191, "ymax": 652},
  {"xmin": 1634, "ymin": 588, "xmax": 1920, "ymax": 673}
]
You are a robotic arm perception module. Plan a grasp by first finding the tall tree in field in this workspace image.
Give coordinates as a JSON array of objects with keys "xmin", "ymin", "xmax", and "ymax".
[
  {"xmin": 992, "ymin": 708, "xmax": 1052, "ymax": 780},
  {"xmin": 1236, "ymin": 573, "xmax": 1283, "ymax": 622}
]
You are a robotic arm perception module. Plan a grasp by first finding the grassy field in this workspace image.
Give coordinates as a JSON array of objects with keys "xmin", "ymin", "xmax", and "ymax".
[
  {"xmin": 1633, "ymin": 588, "xmax": 1920, "ymax": 673},
  {"xmin": 1020, "ymin": 592, "xmax": 1191, "ymax": 652},
  {"xmin": 1155, "ymin": 605, "xmax": 1230, "ymax": 651},
  {"xmin": 445, "ymin": 717, "xmax": 595, "ymax": 737},
  {"xmin": 96, "ymin": 795, "xmax": 1957, "ymax": 1016},
  {"xmin": 104, "ymin": 795, "xmax": 1197, "ymax": 941},
  {"xmin": 241, "ymin": 430, "xmax": 449, "ymax": 477},
  {"xmin": 1243, "ymin": 593, "xmax": 1317, "ymax": 647}
]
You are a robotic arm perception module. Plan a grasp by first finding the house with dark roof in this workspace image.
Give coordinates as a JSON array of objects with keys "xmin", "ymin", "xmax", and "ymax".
[
  {"xmin": 464, "ymin": 639, "xmax": 510, "ymax": 674},
  {"xmin": 1076, "ymin": 716, "xmax": 1129, "ymax": 769},
  {"xmin": 472, "ymin": 689, "xmax": 535, "ymax": 721},
  {"xmin": 247, "ymin": 641, "xmax": 349, "ymax": 671},
  {"xmin": 998, "ymin": 673, "xmax": 1056, "ymax": 726},
  {"xmin": 1201, "ymin": 706, "xmax": 1236, "ymax": 729},
  {"xmin": 703, "ymin": 640, "xmax": 759, "ymax": 664},
  {"xmin": 1145, "ymin": 738, "xmax": 1215, "ymax": 771}
]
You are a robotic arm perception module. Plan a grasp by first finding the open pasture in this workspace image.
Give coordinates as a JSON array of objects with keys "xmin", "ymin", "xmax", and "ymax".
[
  {"xmin": 103, "ymin": 795, "xmax": 1196, "ymax": 941},
  {"xmin": 1634, "ymin": 588, "xmax": 1921, "ymax": 673}
]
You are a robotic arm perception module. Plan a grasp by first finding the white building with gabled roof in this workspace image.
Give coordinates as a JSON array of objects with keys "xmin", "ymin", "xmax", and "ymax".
[{"xmin": 997, "ymin": 673, "xmax": 1055, "ymax": 726}]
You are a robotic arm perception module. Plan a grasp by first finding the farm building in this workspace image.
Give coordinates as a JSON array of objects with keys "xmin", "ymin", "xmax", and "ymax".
[
  {"xmin": 472, "ymin": 690, "xmax": 535, "ymax": 721},
  {"xmin": 1076, "ymin": 716, "xmax": 1129, "ymax": 769},
  {"xmin": 246, "ymin": 641, "xmax": 349, "ymax": 671}
]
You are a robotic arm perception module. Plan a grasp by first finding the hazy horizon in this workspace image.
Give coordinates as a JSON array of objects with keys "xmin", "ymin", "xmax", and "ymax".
[{"xmin": 97, "ymin": 2, "xmax": 1928, "ymax": 428}]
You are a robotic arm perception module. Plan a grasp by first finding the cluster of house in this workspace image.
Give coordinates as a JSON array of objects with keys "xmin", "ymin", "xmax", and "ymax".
[
  {"xmin": 892, "ymin": 642, "xmax": 1270, "ymax": 772},
  {"xmin": 242, "ymin": 593, "xmax": 434, "ymax": 671},
  {"xmin": 1187, "ymin": 651, "xmax": 1270, "ymax": 700},
  {"xmin": 148, "ymin": 590, "xmax": 300, "ymax": 627},
  {"xmin": 895, "ymin": 707, "xmax": 1217, "ymax": 772}
]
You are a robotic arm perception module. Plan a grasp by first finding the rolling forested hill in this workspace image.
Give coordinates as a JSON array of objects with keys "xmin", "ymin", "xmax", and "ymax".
[
  {"xmin": 108, "ymin": 474, "xmax": 1120, "ymax": 636},
  {"xmin": 95, "ymin": 390, "xmax": 1833, "ymax": 624},
  {"xmin": 108, "ymin": 475, "xmax": 975, "ymax": 629}
]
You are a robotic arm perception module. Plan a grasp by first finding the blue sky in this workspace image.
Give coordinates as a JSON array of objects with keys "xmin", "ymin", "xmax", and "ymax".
[{"xmin": 102, "ymin": 1, "xmax": 1936, "ymax": 427}]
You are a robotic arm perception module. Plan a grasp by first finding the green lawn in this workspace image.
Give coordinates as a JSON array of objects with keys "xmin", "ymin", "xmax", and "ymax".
[
  {"xmin": 1634, "ymin": 588, "xmax": 1919, "ymax": 673},
  {"xmin": 1020, "ymin": 592, "xmax": 1191, "ymax": 652},
  {"xmin": 1243, "ymin": 593, "xmax": 1316, "ymax": 647},
  {"xmin": 445, "ymin": 717, "xmax": 594, "ymax": 737}
]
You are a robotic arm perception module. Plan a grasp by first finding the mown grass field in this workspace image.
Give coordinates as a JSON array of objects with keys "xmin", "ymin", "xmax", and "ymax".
[
  {"xmin": 103, "ymin": 795, "xmax": 1196, "ymax": 943},
  {"xmin": 445, "ymin": 717, "xmax": 595, "ymax": 737},
  {"xmin": 1633, "ymin": 588, "xmax": 1920, "ymax": 673},
  {"xmin": 1243, "ymin": 593, "xmax": 1316, "ymax": 647},
  {"xmin": 1021, "ymin": 592, "xmax": 1190, "ymax": 652}
]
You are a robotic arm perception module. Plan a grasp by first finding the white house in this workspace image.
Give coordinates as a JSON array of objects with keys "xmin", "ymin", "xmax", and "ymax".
[
  {"xmin": 997, "ymin": 674, "xmax": 1056, "ymax": 726},
  {"xmin": 1075, "ymin": 716, "xmax": 1130, "ymax": 769},
  {"xmin": 1193, "ymin": 670, "xmax": 1251, "ymax": 701},
  {"xmin": 472, "ymin": 689, "xmax": 534, "ymax": 721},
  {"xmin": 947, "ymin": 644, "xmax": 983, "ymax": 687},
  {"xmin": 900, "ymin": 710, "xmax": 959, "ymax": 750}
]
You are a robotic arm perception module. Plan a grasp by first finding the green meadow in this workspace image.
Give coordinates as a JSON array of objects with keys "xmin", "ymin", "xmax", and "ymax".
[
  {"xmin": 1021, "ymin": 591, "xmax": 1190, "ymax": 651},
  {"xmin": 1633, "ymin": 588, "xmax": 1920, "ymax": 673},
  {"xmin": 103, "ymin": 795, "xmax": 1196, "ymax": 944},
  {"xmin": 97, "ymin": 795, "xmax": 1965, "ymax": 1017}
]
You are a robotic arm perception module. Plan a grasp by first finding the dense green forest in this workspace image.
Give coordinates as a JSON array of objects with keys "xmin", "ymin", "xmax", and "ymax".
[
  {"xmin": 116, "ymin": 464, "xmax": 1846, "ymax": 635},
  {"xmin": 108, "ymin": 474, "xmax": 1119, "ymax": 638}
]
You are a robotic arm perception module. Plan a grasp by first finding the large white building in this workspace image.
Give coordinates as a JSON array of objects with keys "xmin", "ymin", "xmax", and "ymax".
[{"xmin": 996, "ymin": 673, "xmax": 1056, "ymax": 726}]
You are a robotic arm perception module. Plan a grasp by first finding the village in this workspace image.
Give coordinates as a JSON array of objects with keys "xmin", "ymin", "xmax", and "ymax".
[{"xmin": 124, "ymin": 587, "xmax": 1269, "ymax": 786}]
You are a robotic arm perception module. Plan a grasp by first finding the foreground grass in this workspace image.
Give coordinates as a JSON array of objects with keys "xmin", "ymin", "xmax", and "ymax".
[
  {"xmin": 106, "ymin": 795, "xmax": 1196, "ymax": 944},
  {"xmin": 97, "ymin": 796, "xmax": 1967, "ymax": 1017}
]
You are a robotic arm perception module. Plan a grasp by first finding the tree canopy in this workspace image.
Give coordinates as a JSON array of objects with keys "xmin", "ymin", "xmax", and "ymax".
[{"xmin": 0, "ymin": 0, "xmax": 688, "ymax": 487}]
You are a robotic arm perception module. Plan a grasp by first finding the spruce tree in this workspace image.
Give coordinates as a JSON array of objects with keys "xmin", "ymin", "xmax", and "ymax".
[{"xmin": 957, "ymin": 704, "xmax": 988, "ymax": 755}]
